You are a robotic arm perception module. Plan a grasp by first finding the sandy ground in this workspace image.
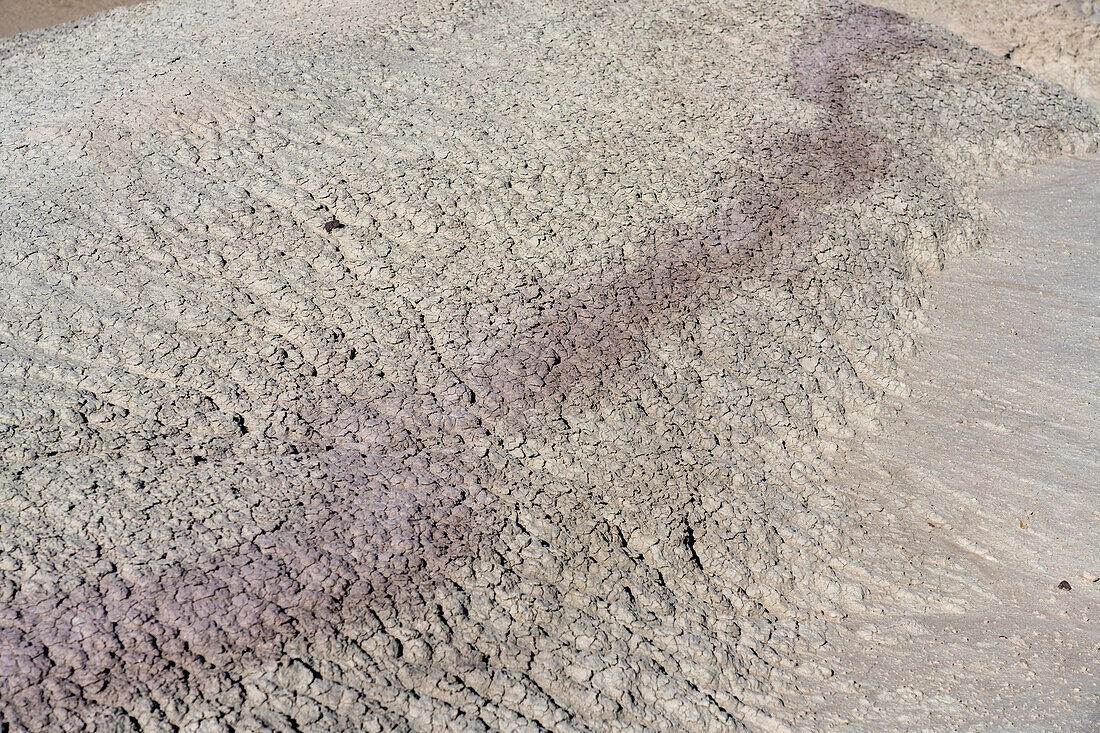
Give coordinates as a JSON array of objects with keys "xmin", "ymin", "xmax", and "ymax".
[
  {"xmin": 804, "ymin": 156, "xmax": 1100, "ymax": 728},
  {"xmin": 0, "ymin": 0, "xmax": 142, "ymax": 37}
]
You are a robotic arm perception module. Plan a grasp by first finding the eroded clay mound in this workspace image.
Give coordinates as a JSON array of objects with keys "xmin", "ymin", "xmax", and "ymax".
[
  {"xmin": 878, "ymin": 0, "xmax": 1100, "ymax": 104},
  {"xmin": 0, "ymin": 0, "xmax": 1095, "ymax": 729}
]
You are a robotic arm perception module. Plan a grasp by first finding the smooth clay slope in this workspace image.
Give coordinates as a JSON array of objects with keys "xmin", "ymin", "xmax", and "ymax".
[
  {"xmin": 0, "ymin": 0, "xmax": 1097, "ymax": 730},
  {"xmin": 797, "ymin": 156, "xmax": 1100, "ymax": 729}
]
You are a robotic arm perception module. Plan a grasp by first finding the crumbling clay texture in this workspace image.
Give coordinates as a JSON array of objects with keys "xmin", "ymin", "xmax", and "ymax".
[
  {"xmin": 0, "ymin": 0, "xmax": 1097, "ymax": 730},
  {"xmin": 877, "ymin": 0, "xmax": 1100, "ymax": 104}
]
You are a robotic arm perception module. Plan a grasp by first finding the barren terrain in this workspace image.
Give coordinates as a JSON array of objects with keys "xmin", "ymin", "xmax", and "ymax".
[
  {"xmin": 803, "ymin": 156, "xmax": 1100, "ymax": 729},
  {"xmin": 0, "ymin": 0, "xmax": 1097, "ymax": 729},
  {"xmin": 0, "ymin": 0, "xmax": 144, "ymax": 37}
]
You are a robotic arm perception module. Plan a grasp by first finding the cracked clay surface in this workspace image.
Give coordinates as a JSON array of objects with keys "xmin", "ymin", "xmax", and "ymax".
[{"xmin": 0, "ymin": 0, "xmax": 1097, "ymax": 729}]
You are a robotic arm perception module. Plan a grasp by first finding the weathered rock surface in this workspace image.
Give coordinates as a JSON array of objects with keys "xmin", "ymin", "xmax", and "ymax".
[{"xmin": 0, "ymin": 0, "xmax": 1096, "ymax": 729}]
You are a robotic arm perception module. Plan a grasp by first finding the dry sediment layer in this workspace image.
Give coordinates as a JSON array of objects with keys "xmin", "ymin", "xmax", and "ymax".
[
  {"xmin": 877, "ymin": 0, "xmax": 1100, "ymax": 104},
  {"xmin": 804, "ymin": 156, "xmax": 1100, "ymax": 728},
  {"xmin": 0, "ymin": 0, "xmax": 1096, "ymax": 729},
  {"xmin": 0, "ymin": 0, "xmax": 145, "ymax": 38}
]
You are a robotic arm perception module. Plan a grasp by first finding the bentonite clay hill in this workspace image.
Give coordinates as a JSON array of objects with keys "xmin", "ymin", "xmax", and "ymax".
[
  {"xmin": 0, "ymin": 0, "xmax": 1097, "ymax": 729},
  {"xmin": 878, "ymin": 0, "xmax": 1100, "ymax": 103}
]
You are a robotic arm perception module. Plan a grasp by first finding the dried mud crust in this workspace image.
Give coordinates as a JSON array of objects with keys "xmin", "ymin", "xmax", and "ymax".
[
  {"xmin": 0, "ymin": 0, "xmax": 1096, "ymax": 730},
  {"xmin": 875, "ymin": 0, "xmax": 1100, "ymax": 104}
]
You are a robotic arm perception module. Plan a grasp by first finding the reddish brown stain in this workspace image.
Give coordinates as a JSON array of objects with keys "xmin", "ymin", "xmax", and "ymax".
[
  {"xmin": 792, "ymin": 3, "xmax": 919, "ymax": 110},
  {"xmin": 481, "ymin": 4, "xmax": 916, "ymax": 409},
  {"xmin": 0, "ymin": 385, "xmax": 503, "ymax": 725}
]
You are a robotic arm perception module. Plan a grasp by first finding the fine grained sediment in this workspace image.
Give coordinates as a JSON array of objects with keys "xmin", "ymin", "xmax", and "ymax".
[
  {"xmin": 0, "ymin": 0, "xmax": 146, "ymax": 39},
  {"xmin": 802, "ymin": 156, "xmax": 1100, "ymax": 729},
  {"xmin": 0, "ymin": 0, "xmax": 1096, "ymax": 729}
]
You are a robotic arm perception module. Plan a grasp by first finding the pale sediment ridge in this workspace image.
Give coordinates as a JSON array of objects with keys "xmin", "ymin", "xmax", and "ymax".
[
  {"xmin": 0, "ymin": 0, "xmax": 1097, "ymax": 729},
  {"xmin": 796, "ymin": 155, "xmax": 1100, "ymax": 728}
]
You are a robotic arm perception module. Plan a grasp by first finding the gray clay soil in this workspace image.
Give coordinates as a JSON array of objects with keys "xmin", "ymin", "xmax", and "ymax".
[{"xmin": 0, "ymin": 0, "xmax": 1097, "ymax": 729}]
